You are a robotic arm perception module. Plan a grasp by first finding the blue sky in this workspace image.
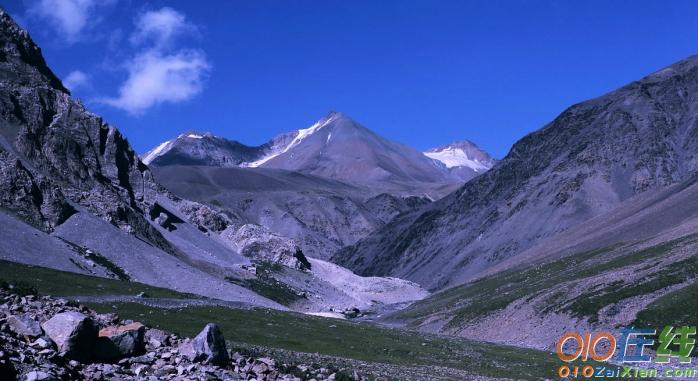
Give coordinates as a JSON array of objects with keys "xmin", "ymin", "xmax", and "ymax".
[{"xmin": 6, "ymin": 0, "xmax": 698, "ymax": 158}]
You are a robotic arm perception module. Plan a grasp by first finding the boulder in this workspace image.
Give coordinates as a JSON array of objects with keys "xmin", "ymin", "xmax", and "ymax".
[
  {"xmin": 95, "ymin": 322, "xmax": 145, "ymax": 362},
  {"xmin": 41, "ymin": 312, "xmax": 97, "ymax": 362},
  {"xmin": 179, "ymin": 323, "xmax": 229, "ymax": 365},
  {"xmin": 7, "ymin": 314, "xmax": 42, "ymax": 338}
]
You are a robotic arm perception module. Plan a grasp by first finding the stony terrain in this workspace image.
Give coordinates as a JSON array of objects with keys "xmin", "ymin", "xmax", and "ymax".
[{"xmin": 0, "ymin": 287, "xmax": 376, "ymax": 381}]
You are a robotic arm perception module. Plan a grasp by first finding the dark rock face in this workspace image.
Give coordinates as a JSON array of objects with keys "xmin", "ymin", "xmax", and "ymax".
[
  {"xmin": 335, "ymin": 55, "xmax": 698, "ymax": 290},
  {"xmin": 0, "ymin": 9, "xmax": 175, "ymax": 256},
  {"xmin": 40, "ymin": 312, "xmax": 98, "ymax": 362}
]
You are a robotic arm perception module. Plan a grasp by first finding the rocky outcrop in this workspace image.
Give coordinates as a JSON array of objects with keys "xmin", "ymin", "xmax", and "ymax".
[
  {"xmin": 0, "ymin": 9, "xmax": 178, "ymax": 257},
  {"xmin": 95, "ymin": 322, "xmax": 145, "ymax": 362},
  {"xmin": 221, "ymin": 224, "xmax": 311, "ymax": 270}
]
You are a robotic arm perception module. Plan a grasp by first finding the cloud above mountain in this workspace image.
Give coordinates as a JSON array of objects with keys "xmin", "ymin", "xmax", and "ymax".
[
  {"xmin": 28, "ymin": 0, "xmax": 111, "ymax": 43},
  {"xmin": 103, "ymin": 50, "xmax": 209, "ymax": 115},
  {"xmin": 102, "ymin": 7, "xmax": 210, "ymax": 115}
]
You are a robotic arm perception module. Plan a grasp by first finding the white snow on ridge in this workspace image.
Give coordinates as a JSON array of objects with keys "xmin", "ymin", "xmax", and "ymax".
[
  {"xmin": 243, "ymin": 113, "xmax": 340, "ymax": 168},
  {"xmin": 186, "ymin": 133, "xmax": 204, "ymax": 139},
  {"xmin": 424, "ymin": 147, "xmax": 489, "ymax": 172},
  {"xmin": 142, "ymin": 140, "xmax": 174, "ymax": 165}
]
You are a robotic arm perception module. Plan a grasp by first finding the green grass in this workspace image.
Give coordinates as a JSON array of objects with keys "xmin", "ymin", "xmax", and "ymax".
[
  {"xmin": 0, "ymin": 260, "xmax": 199, "ymax": 299},
  {"xmin": 634, "ymin": 279, "xmax": 698, "ymax": 328},
  {"xmin": 565, "ymin": 250, "xmax": 698, "ymax": 322},
  {"xmin": 396, "ymin": 235, "xmax": 697, "ymax": 328},
  {"xmin": 86, "ymin": 301, "xmax": 561, "ymax": 380},
  {"xmin": 225, "ymin": 261, "xmax": 303, "ymax": 306}
]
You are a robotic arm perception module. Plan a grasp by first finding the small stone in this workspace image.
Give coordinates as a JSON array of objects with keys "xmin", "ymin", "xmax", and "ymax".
[
  {"xmin": 31, "ymin": 338, "xmax": 51, "ymax": 349},
  {"xmin": 7, "ymin": 314, "xmax": 43, "ymax": 338},
  {"xmin": 25, "ymin": 370, "xmax": 56, "ymax": 381}
]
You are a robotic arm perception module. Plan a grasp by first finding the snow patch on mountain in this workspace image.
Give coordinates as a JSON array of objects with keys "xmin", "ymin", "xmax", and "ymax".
[
  {"xmin": 425, "ymin": 147, "xmax": 489, "ymax": 171},
  {"xmin": 142, "ymin": 139, "xmax": 175, "ymax": 165},
  {"xmin": 424, "ymin": 140, "xmax": 495, "ymax": 174},
  {"xmin": 243, "ymin": 113, "xmax": 340, "ymax": 168}
]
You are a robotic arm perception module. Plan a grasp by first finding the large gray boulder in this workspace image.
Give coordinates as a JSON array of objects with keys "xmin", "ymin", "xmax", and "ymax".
[
  {"xmin": 41, "ymin": 312, "xmax": 97, "ymax": 362},
  {"xmin": 7, "ymin": 314, "xmax": 42, "ymax": 338},
  {"xmin": 179, "ymin": 323, "xmax": 229, "ymax": 366}
]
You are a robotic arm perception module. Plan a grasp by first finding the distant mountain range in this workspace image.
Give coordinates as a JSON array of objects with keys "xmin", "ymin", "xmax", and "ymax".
[
  {"xmin": 142, "ymin": 112, "xmax": 494, "ymax": 259},
  {"xmin": 143, "ymin": 112, "xmax": 495, "ymax": 187}
]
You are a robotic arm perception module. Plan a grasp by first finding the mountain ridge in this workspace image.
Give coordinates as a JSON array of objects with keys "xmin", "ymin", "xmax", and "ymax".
[
  {"xmin": 142, "ymin": 111, "xmax": 495, "ymax": 188},
  {"xmin": 333, "ymin": 53, "xmax": 698, "ymax": 290}
]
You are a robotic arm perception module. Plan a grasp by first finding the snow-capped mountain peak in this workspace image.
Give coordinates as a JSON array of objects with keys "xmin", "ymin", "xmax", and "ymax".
[
  {"xmin": 424, "ymin": 140, "xmax": 495, "ymax": 173},
  {"xmin": 243, "ymin": 112, "xmax": 341, "ymax": 168}
]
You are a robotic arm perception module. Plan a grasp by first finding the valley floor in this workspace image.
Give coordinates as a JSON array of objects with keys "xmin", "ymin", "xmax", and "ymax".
[{"xmin": 1, "ymin": 260, "xmax": 561, "ymax": 380}]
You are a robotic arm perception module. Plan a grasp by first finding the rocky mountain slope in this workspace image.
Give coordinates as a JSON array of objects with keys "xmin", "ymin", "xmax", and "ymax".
[
  {"xmin": 153, "ymin": 165, "xmax": 431, "ymax": 259},
  {"xmin": 144, "ymin": 114, "xmax": 491, "ymax": 261},
  {"xmin": 334, "ymin": 54, "xmax": 698, "ymax": 291},
  {"xmin": 386, "ymin": 173, "xmax": 698, "ymax": 351},
  {"xmin": 142, "ymin": 132, "xmax": 265, "ymax": 167},
  {"xmin": 424, "ymin": 140, "xmax": 495, "ymax": 181},
  {"xmin": 0, "ymin": 9, "xmax": 427, "ymax": 315}
]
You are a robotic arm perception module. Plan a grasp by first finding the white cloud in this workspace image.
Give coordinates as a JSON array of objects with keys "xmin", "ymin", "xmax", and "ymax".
[
  {"xmin": 30, "ymin": 0, "xmax": 96, "ymax": 42},
  {"xmin": 102, "ymin": 50, "xmax": 209, "ymax": 115},
  {"xmin": 62, "ymin": 70, "xmax": 89, "ymax": 91},
  {"xmin": 130, "ymin": 7, "xmax": 195, "ymax": 49}
]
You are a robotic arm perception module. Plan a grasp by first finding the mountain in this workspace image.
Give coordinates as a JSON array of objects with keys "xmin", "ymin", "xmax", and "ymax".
[
  {"xmin": 143, "ymin": 112, "xmax": 495, "ymax": 196},
  {"xmin": 0, "ymin": 9, "xmax": 428, "ymax": 314},
  {"xmin": 333, "ymin": 54, "xmax": 698, "ymax": 291},
  {"xmin": 142, "ymin": 132, "xmax": 264, "ymax": 167},
  {"xmin": 0, "ymin": 9, "xmax": 286, "ymax": 307},
  {"xmin": 248, "ymin": 112, "xmax": 453, "ymax": 186},
  {"xmin": 424, "ymin": 140, "xmax": 495, "ymax": 181},
  {"xmin": 152, "ymin": 165, "xmax": 432, "ymax": 259},
  {"xmin": 144, "ymin": 115, "xmax": 490, "ymax": 259}
]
